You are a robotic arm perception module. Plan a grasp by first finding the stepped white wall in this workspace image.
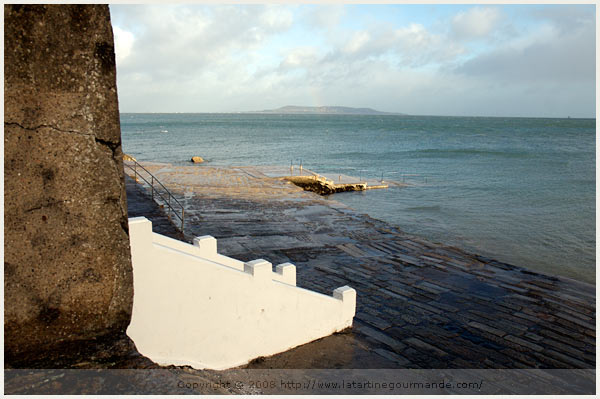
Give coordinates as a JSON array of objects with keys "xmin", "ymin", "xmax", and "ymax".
[{"xmin": 126, "ymin": 217, "xmax": 356, "ymax": 370}]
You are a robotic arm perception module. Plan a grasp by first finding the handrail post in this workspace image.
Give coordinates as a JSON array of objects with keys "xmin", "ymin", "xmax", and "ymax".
[
  {"xmin": 181, "ymin": 209, "xmax": 185, "ymax": 231},
  {"xmin": 151, "ymin": 175, "xmax": 154, "ymax": 200}
]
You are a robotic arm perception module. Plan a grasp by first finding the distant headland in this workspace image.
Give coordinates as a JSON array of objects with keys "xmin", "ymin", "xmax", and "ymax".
[{"xmin": 249, "ymin": 105, "xmax": 405, "ymax": 115}]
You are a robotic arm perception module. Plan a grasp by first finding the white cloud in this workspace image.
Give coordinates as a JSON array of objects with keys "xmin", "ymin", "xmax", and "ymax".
[
  {"xmin": 279, "ymin": 47, "xmax": 319, "ymax": 70},
  {"xmin": 343, "ymin": 31, "xmax": 371, "ymax": 54},
  {"xmin": 327, "ymin": 23, "xmax": 466, "ymax": 68},
  {"xmin": 112, "ymin": 26, "xmax": 134, "ymax": 64},
  {"xmin": 259, "ymin": 6, "xmax": 294, "ymax": 32},
  {"xmin": 393, "ymin": 23, "xmax": 465, "ymax": 66},
  {"xmin": 306, "ymin": 5, "xmax": 345, "ymax": 30},
  {"xmin": 111, "ymin": 4, "xmax": 298, "ymax": 110},
  {"xmin": 451, "ymin": 7, "xmax": 502, "ymax": 40}
]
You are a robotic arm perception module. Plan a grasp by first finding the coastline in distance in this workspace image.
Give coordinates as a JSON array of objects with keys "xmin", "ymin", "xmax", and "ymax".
[{"xmin": 248, "ymin": 105, "xmax": 406, "ymax": 116}]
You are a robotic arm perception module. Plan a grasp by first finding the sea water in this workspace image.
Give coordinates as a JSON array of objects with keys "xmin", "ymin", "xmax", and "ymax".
[{"xmin": 120, "ymin": 113, "xmax": 596, "ymax": 284}]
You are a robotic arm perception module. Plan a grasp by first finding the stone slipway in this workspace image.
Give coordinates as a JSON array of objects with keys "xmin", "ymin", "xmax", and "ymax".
[{"xmin": 125, "ymin": 162, "xmax": 595, "ymax": 370}]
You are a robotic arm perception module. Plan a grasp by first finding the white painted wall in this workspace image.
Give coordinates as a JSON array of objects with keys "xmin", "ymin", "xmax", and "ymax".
[{"xmin": 126, "ymin": 217, "xmax": 356, "ymax": 370}]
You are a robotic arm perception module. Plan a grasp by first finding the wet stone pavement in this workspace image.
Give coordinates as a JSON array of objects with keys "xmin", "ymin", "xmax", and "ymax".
[
  {"xmin": 126, "ymin": 163, "xmax": 596, "ymax": 371},
  {"xmin": 8, "ymin": 165, "xmax": 594, "ymax": 395},
  {"xmin": 125, "ymin": 174, "xmax": 184, "ymax": 241}
]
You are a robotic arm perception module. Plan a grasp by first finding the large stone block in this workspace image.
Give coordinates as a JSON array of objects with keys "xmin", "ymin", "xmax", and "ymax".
[{"xmin": 4, "ymin": 4, "xmax": 133, "ymax": 363}]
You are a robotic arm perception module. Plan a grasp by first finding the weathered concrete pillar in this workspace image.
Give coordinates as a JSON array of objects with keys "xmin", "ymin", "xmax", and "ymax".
[{"xmin": 4, "ymin": 4, "xmax": 133, "ymax": 364}]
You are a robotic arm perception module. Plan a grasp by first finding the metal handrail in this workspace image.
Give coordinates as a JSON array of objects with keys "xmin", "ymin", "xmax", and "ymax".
[{"xmin": 124, "ymin": 160, "xmax": 185, "ymax": 232}]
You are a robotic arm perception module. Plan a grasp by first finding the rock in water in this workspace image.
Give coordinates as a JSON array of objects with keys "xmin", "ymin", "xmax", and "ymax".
[
  {"xmin": 191, "ymin": 156, "xmax": 204, "ymax": 163},
  {"xmin": 284, "ymin": 175, "xmax": 368, "ymax": 195}
]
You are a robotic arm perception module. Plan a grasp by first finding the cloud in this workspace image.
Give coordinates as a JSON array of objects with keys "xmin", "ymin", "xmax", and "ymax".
[
  {"xmin": 529, "ymin": 4, "xmax": 595, "ymax": 33},
  {"xmin": 279, "ymin": 47, "xmax": 319, "ymax": 71},
  {"xmin": 455, "ymin": 11, "xmax": 595, "ymax": 84},
  {"xmin": 111, "ymin": 4, "xmax": 298, "ymax": 110},
  {"xmin": 392, "ymin": 23, "xmax": 465, "ymax": 66},
  {"xmin": 451, "ymin": 7, "xmax": 503, "ymax": 41},
  {"xmin": 109, "ymin": 4, "xmax": 595, "ymax": 117},
  {"xmin": 343, "ymin": 30, "xmax": 371, "ymax": 54},
  {"xmin": 305, "ymin": 5, "xmax": 345, "ymax": 30},
  {"xmin": 112, "ymin": 26, "xmax": 134, "ymax": 65},
  {"xmin": 322, "ymin": 22, "xmax": 465, "ymax": 69},
  {"xmin": 448, "ymin": 7, "xmax": 595, "ymax": 117},
  {"xmin": 259, "ymin": 6, "xmax": 294, "ymax": 31},
  {"xmin": 113, "ymin": 5, "xmax": 295, "ymax": 74}
]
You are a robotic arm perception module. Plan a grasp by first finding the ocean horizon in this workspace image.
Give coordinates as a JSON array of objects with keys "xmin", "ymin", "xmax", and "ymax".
[
  {"xmin": 120, "ymin": 111, "xmax": 596, "ymax": 119},
  {"xmin": 120, "ymin": 113, "xmax": 596, "ymax": 284}
]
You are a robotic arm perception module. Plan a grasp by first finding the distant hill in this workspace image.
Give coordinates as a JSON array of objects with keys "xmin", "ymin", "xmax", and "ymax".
[{"xmin": 250, "ymin": 105, "xmax": 404, "ymax": 115}]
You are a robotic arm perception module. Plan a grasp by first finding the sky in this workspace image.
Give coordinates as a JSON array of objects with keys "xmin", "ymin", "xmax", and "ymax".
[{"xmin": 109, "ymin": 4, "xmax": 596, "ymax": 118}]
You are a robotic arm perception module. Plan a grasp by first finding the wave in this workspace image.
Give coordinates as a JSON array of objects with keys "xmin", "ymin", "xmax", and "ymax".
[
  {"xmin": 330, "ymin": 148, "xmax": 535, "ymax": 160},
  {"xmin": 405, "ymin": 205, "xmax": 442, "ymax": 212},
  {"xmin": 407, "ymin": 148, "xmax": 535, "ymax": 159}
]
